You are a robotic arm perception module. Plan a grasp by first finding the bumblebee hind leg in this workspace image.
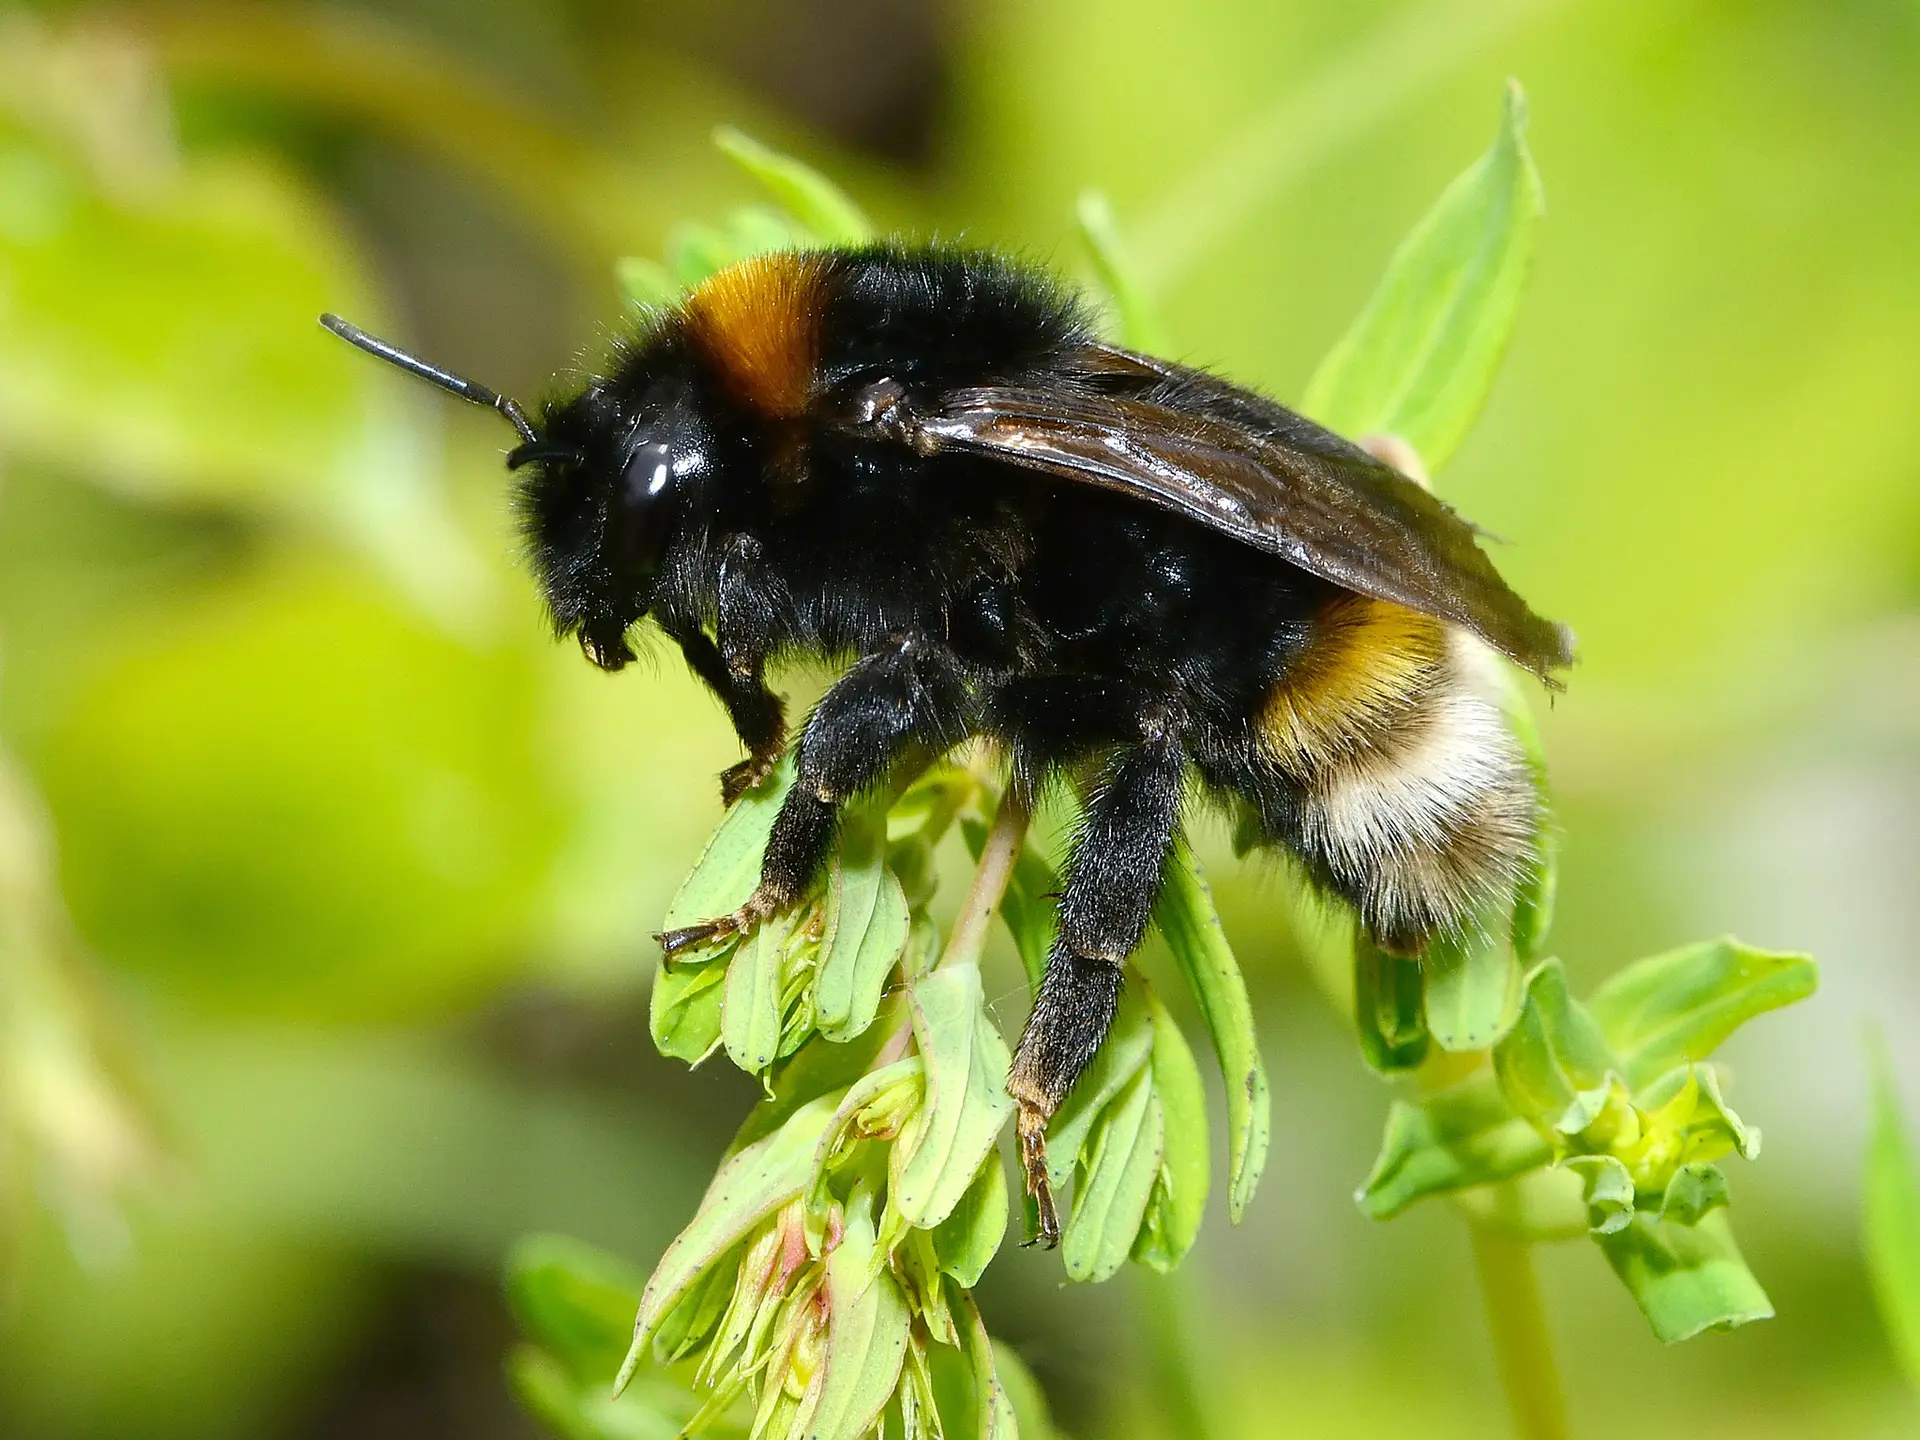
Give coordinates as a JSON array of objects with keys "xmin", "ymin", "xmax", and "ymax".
[{"xmin": 1008, "ymin": 729, "xmax": 1185, "ymax": 1246}]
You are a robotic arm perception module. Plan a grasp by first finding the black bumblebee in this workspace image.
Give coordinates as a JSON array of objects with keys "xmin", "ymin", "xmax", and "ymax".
[{"xmin": 322, "ymin": 243, "xmax": 1572, "ymax": 1242}]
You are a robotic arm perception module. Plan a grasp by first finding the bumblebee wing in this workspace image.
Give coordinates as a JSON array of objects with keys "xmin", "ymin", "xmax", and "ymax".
[{"xmin": 898, "ymin": 359, "xmax": 1572, "ymax": 680}]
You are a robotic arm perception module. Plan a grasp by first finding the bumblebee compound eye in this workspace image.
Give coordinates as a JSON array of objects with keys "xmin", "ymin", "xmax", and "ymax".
[{"xmin": 610, "ymin": 437, "xmax": 681, "ymax": 570}]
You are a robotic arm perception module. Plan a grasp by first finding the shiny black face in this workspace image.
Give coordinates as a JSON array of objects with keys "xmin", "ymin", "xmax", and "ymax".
[{"xmin": 512, "ymin": 382, "xmax": 710, "ymax": 670}]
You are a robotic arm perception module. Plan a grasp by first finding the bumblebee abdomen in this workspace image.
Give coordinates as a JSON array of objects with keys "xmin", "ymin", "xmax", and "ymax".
[{"xmin": 1259, "ymin": 595, "xmax": 1537, "ymax": 951}]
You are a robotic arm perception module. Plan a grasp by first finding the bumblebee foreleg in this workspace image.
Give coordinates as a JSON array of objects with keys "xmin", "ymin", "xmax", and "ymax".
[
  {"xmin": 658, "ymin": 634, "xmax": 975, "ymax": 955},
  {"xmin": 667, "ymin": 625, "xmax": 787, "ymax": 805},
  {"xmin": 1008, "ymin": 730, "xmax": 1185, "ymax": 1246}
]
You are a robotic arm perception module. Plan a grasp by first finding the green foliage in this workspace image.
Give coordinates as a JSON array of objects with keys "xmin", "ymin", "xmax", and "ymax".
[
  {"xmin": 1301, "ymin": 80, "xmax": 1544, "ymax": 471},
  {"xmin": 1865, "ymin": 1043, "xmax": 1920, "ymax": 1390}
]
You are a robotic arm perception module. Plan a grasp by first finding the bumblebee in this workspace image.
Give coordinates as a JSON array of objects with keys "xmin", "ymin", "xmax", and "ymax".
[{"xmin": 322, "ymin": 243, "xmax": 1572, "ymax": 1242}]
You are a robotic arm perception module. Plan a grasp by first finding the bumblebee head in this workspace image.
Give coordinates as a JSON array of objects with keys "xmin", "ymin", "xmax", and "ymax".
[{"xmin": 318, "ymin": 313, "xmax": 702, "ymax": 673}]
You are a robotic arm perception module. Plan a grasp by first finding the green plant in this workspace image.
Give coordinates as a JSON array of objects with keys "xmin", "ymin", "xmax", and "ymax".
[{"xmin": 506, "ymin": 89, "xmax": 1817, "ymax": 1440}]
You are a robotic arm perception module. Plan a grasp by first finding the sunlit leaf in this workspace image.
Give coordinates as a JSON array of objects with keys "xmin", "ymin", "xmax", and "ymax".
[
  {"xmin": 1044, "ymin": 984, "xmax": 1154, "ymax": 1191},
  {"xmin": 1300, "ymin": 79, "xmax": 1543, "ymax": 471},
  {"xmin": 1133, "ymin": 978, "xmax": 1209, "ymax": 1273},
  {"xmin": 1864, "ymin": 1045, "xmax": 1920, "ymax": 1390},
  {"xmin": 1423, "ymin": 928, "xmax": 1522, "ymax": 1052},
  {"xmin": 1062, "ymin": 1064, "xmax": 1164, "ymax": 1284},
  {"xmin": 1597, "ymin": 1213, "xmax": 1773, "ymax": 1344},
  {"xmin": 894, "ymin": 963, "xmax": 1015, "ymax": 1229},
  {"xmin": 650, "ymin": 958, "xmax": 726, "ymax": 1064},
  {"xmin": 660, "ymin": 754, "xmax": 796, "ymax": 937},
  {"xmin": 1491, "ymin": 960, "xmax": 1617, "ymax": 1131},
  {"xmin": 811, "ymin": 1193, "xmax": 911, "ymax": 1440},
  {"xmin": 713, "ymin": 126, "xmax": 874, "ymax": 245},
  {"xmin": 617, "ymin": 1091, "xmax": 842, "ymax": 1392},
  {"xmin": 1584, "ymin": 937, "xmax": 1817, "ymax": 1090},
  {"xmin": 1153, "ymin": 845, "xmax": 1269, "ymax": 1221},
  {"xmin": 816, "ymin": 809, "xmax": 911, "ymax": 1044},
  {"xmin": 1357, "ymin": 1072, "xmax": 1552, "ymax": 1220},
  {"xmin": 1075, "ymin": 189, "xmax": 1167, "ymax": 353},
  {"xmin": 722, "ymin": 917, "xmax": 786, "ymax": 1078}
]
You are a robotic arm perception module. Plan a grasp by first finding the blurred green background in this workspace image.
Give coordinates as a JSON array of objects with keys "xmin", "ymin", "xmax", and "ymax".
[{"xmin": 1, "ymin": 0, "xmax": 1917, "ymax": 1436}]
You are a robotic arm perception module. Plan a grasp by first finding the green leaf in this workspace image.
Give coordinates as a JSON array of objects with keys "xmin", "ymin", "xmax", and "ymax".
[
  {"xmin": 509, "ymin": 1346, "xmax": 688, "ymax": 1440},
  {"xmin": 650, "ymin": 957, "xmax": 727, "ymax": 1064},
  {"xmin": 713, "ymin": 126, "xmax": 874, "ymax": 246},
  {"xmin": 1133, "ymin": 979, "xmax": 1210, "ymax": 1273},
  {"xmin": 932, "ymin": 1150, "xmax": 1009, "ymax": 1288},
  {"xmin": 894, "ymin": 963, "xmax": 1016, "ymax": 1229},
  {"xmin": 1585, "ymin": 937, "xmax": 1818, "ymax": 1090},
  {"xmin": 811, "ymin": 1195, "xmax": 912, "ymax": 1440},
  {"xmin": 1565, "ymin": 1155, "xmax": 1636, "ymax": 1236},
  {"xmin": 506, "ymin": 1234, "xmax": 647, "ymax": 1382},
  {"xmin": 1075, "ymin": 190, "xmax": 1167, "ymax": 353},
  {"xmin": 1063, "ymin": 1065, "xmax": 1165, "ymax": 1284},
  {"xmin": 954, "ymin": 1286, "xmax": 1018, "ymax": 1440},
  {"xmin": 1492, "ymin": 960, "xmax": 1618, "ymax": 1131},
  {"xmin": 1153, "ymin": 845, "xmax": 1269, "ymax": 1221},
  {"xmin": 723, "ymin": 916, "xmax": 786, "ymax": 1077},
  {"xmin": 1423, "ymin": 928, "xmax": 1522, "ymax": 1052},
  {"xmin": 1658, "ymin": 1162, "xmax": 1731, "ymax": 1228},
  {"xmin": 1044, "ymin": 983, "xmax": 1154, "ymax": 1191},
  {"xmin": 616, "ymin": 1090, "xmax": 843, "ymax": 1391},
  {"xmin": 1358, "ymin": 1072, "xmax": 1553, "ymax": 1220},
  {"xmin": 1353, "ymin": 935, "xmax": 1428, "ymax": 1073},
  {"xmin": 1597, "ymin": 1212, "xmax": 1774, "ymax": 1344},
  {"xmin": 661, "ymin": 754, "xmax": 797, "ymax": 937},
  {"xmin": 616, "ymin": 256, "xmax": 680, "ymax": 310},
  {"xmin": 992, "ymin": 1341, "xmax": 1057, "ymax": 1440},
  {"xmin": 816, "ymin": 811, "xmax": 912, "ymax": 1044},
  {"xmin": 1864, "ymin": 1044, "xmax": 1920, "ymax": 1390},
  {"xmin": 1301, "ymin": 79, "xmax": 1544, "ymax": 471}
]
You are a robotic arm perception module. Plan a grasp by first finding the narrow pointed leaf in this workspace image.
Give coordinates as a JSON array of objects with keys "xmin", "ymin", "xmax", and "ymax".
[
  {"xmin": 1154, "ymin": 845, "xmax": 1269, "ymax": 1220},
  {"xmin": 1585, "ymin": 937, "xmax": 1817, "ymax": 1089},
  {"xmin": 954, "ymin": 1286, "xmax": 1018, "ymax": 1440},
  {"xmin": 1044, "ymin": 983, "xmax": 1154, "ymax": 1190},
  {"xmin": 1063, "ymin": 1066, "xmax": 1165, "ymax": 1284},
  {"xmin": 714, "ymin": 126, "xmax": 874, "ymax": 245},
  {"xmin": 817, "ymin": 806, "xmax": 910, "ymax": 1042},
  {"xmin": 1358, "ymin": 1072, "xmax": 1552, "ymax": 1220},
  {"xmin": 1076, "ymin": 189, "xmax": 1167, "ymax": 353},
  {"xmin": 1301, "ymin": 79, "xmax": 1544, "ymax": 471},
  {"xmin": 1597, "ymin": 1213, "xmax": 1773, "ymax": 1343},
  {"xmin": 1133, "ymin": 978, "xmax": 1210, "ymax": 1272},
  {"xmin": 1865, "ymin": 1046, "xmax": 1920, "ymax": 1390},
  {"xmin": 617, "ymin": 1091, "xmax": 842, "ymax": 1391},
  {"xmin": 894, "ymin": 964, "xmax": 1015, "ymax": 1228},
  {"xmin": 1492, "ymin": 959, "xmax": 1618, "ymax": 1130}
]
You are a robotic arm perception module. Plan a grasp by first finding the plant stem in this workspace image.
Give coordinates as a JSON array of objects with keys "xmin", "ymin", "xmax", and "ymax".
[
  {"xmin": 1470, "ymin": 1226, "xmax": 1571, "ymax": 1440},
  {"xmin": 936, "ymin": 785, "xmax": 1031, "ymax": 972}
]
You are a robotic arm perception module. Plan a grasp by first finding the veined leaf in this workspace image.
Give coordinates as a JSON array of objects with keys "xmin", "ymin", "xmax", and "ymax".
[
  {"xmin": 1133, "ymin": 978, "xmax": 1210, "ymax": 1273},
  {"xmin": 1062, "ymin": 1064, "xmax": 1165, "ymax": 1284},
  {"xmin": 1301, "ymin": 79, "xmax": 1544, "ymax": 471},
  {"xmin": 1358, "ymin": 1071, "xmax": 1552, "ymax": 1220},
  {"xmin": 954, "ymin": 1285, "xmax": 1019, "ymax": 1440},
  {"xmin": 1492, "ymin": 959, "xmax": 1618, "ymax": 1131},
  {"xmin": 1597, "ymin": 1213, "xmax": 1773, "ymax": 1344},
  {"xmin": 811, "ymin": 1192, "xmax": 911, "ymax": 1440},
  {"xmin": 1044, "ymin": 983, "xmax": 1154, "ymax": 1191},
  {"xmin": 1154, "ymin": 845, "xmax": 1269, "ymax": 1221},
  {"xmin": 1354, "ymin": 935, "xmax": 1429, "ymax": 1073},
  {"xmin": 1585, "ymin": 937, "xmax": 1817, "ymax": 1090},
  {"xmin": 650, "ymin": 957, "xmax": 727, "ymax": 1064},
  {"xmin": 661, "ymin": 753, "xmax": 796, "ymax": 936},
  {"xmin": 1423, "ymin": 928, "xmax": 1522, "ymax": 1052},
  {"xmin": 932, "ymin": 1150, "xmax": 1010, "ymax": 1288},
  {"xmin": 894, "ymin": 963, "xmax": 1016, "ymax": 1229},
  {"xmin": 722, "ymin": 916, "xmax": 786, "ymax": 1077},
  {"xmin": 616, "ymin": 1090, "xmax": 842, "ymax": 1392},
  {"xmin": 816, "ymin": 805, "xmax": 911, "ymax": 1043}
]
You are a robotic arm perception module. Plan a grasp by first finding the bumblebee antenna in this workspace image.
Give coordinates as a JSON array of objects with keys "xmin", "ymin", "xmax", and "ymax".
[{"xmin": 319, "ymin": 313, "xmax": 538, "ymax": 445}]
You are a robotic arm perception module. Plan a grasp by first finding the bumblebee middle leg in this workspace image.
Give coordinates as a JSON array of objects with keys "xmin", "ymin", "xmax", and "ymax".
[
  {"xmin": 1008, "ymin": 728, "xmax": 1186, "ymax": 1245},
  {"xmin": 658, "ymin": 634, "xmax": 975, "ymax": 954}
]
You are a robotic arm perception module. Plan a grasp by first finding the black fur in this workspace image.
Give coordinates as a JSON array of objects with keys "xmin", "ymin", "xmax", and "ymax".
[{"xmin": 498, "ymin": 243, "xmax": 1544, "ymax": 1241}]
